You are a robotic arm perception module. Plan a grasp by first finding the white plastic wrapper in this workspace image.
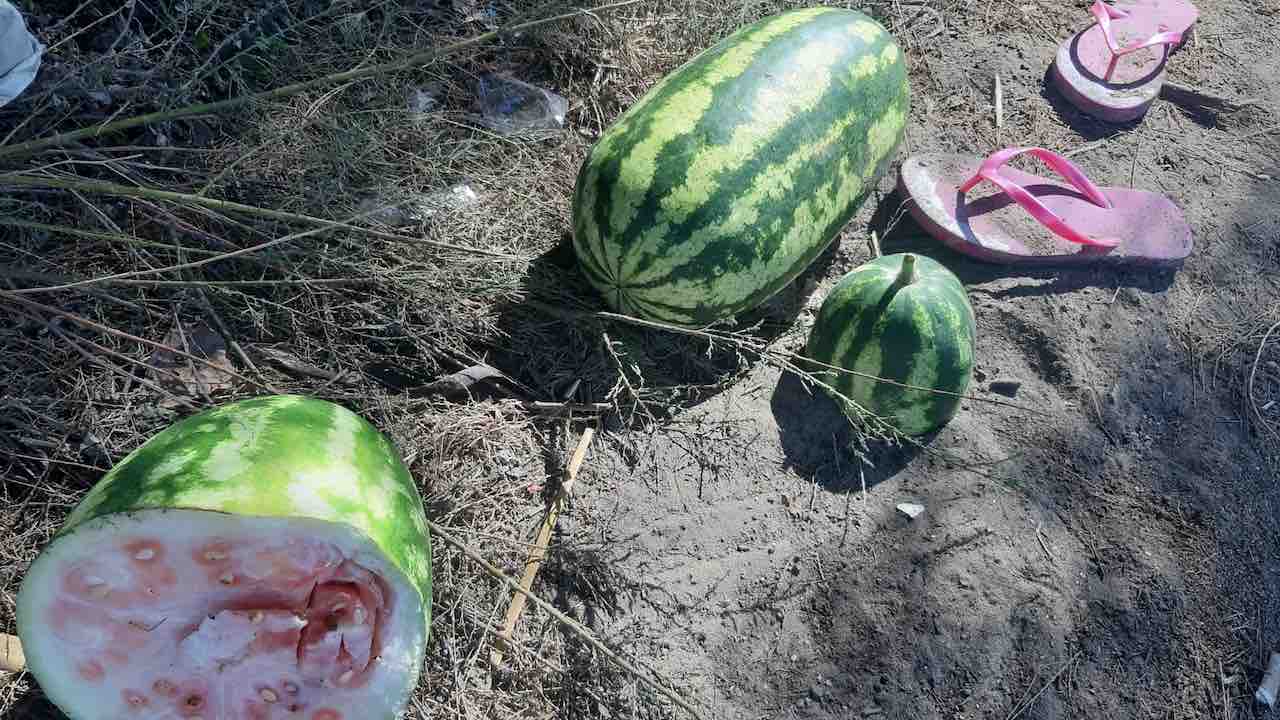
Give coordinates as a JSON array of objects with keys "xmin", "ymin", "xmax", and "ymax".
[
  {"xmin": 0, "ymin": 0, "xmax": 43, "ymax": 107},
  {"xmin": 475, "ymin": 73, "xmax": 567, "ymax": 135}
]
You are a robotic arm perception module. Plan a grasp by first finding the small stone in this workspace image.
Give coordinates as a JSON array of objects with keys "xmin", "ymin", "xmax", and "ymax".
[
  {"xmin": 249, "ymin": 611, "xmax": 264, "ymax": 623},
  {"xmin": 134, "ymin": 548, "xmax": 156, "ymax": 561},
  {"xmin": 736, "ymin": 544, "xmax": 750, "ymax": 552},
  {"xmin": 260, "ymin": 688, "xmax": 279, "ymax": 703},
  {"xmin": 896, "ymin": 502, "xmax": 925, "ymax": 520},
  {"xmin": 218, "ymin": 573, "xmax": 235, "ymax": 585}
]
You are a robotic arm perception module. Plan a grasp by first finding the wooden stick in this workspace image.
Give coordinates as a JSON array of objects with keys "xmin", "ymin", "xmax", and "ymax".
[
  {"xmin": 994, "ymin": 74, "xmax": 1004, "ymax": 129},
  {"xmin": 1, "ymin": 633, "xmax": 25, "ymax": 672},
  {"xmin": 489, "ymin": 427, "xmax": 595, "ymax": 670}
]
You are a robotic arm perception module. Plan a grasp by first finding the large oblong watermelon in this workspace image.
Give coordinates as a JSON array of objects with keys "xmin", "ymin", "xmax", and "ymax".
[
  {"xmin": 16, "ymin": 395, "xmax": 432, "ymax": 720},
  {"xmin": 805, "ymin": 253, "xmax": 976, "ymax": 436},
  {"xmin": 571, "ymin": 6, "xmax": 910, "ymax": 326}
]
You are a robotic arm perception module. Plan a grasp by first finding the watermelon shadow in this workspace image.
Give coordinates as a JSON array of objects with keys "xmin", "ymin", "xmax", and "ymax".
[
  {"xmin": 769, "ymin": 367, "xmax": 927, "ymax": 493},
  {"xmin": 866, "ymin": 187, "xmax": 1178, "ymax": 295},
  {"xmin": 484, "ymin": 232, "xmax": 843, "ymax": 419}
]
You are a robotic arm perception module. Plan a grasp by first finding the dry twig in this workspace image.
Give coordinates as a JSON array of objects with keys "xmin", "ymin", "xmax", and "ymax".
[
  {"xmin": 489, "ymin": 427, "xmax": 596, "ymax": 670},
  {"xmin": 1247, "ymin": 320, "xmax": 1280, "ymax": 439}
]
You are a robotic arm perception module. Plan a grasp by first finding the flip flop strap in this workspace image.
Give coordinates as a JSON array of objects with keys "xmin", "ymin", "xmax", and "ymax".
[
  {"xmin": 1091, "ymin": 0, "xmax": 1185, "ymax": 57},
  {"xmin": 958, "ymin": 147, "xmax": 1120, "ymax": 249}
]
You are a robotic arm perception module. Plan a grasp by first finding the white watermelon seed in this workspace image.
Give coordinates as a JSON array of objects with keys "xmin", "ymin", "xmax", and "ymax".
[
  {"xmin": 84, "ymin": 575, "xmax": 105, "ymax": 586},
  {"xmin": 133, "ymin": 548, "xmax": 156, "ymax": 561},
  {"xmin": 218, "ymin": 573, "xmax": 235, "ymax": 585},
  {"xmin": 260, "ymin": 688, "xmax": 279, "ymax": 703},
  {"xmin": 204, "ymin": 550, "xmax": 228, "ymax": 561}
]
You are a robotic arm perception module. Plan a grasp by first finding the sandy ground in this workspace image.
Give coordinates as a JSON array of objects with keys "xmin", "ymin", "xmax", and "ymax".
[{"xmin": 558, "ymin": 1, "xmax": 1280, "ymax": 718}]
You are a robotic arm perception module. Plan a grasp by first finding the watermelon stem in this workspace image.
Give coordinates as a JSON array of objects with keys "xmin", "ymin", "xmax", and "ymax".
[{"xmin": 891, "ymin": 253, "xmax": 917, "ymax": 290}]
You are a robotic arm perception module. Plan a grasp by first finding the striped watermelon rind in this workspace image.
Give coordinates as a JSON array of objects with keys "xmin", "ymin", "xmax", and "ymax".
[
  {"xmin": 16, "ymin": 395, "xmax": 432, "ymax": 720},
  {"xmin": 571, "ymin": 6, "xmax": 910, "ymax": 326},
  {"xmin": 805, "ymin": 253, "xmax": 976, "ymax": 436}
]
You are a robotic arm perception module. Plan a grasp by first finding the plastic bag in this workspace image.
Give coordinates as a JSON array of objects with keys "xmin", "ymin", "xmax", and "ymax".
[
  {"xmin": 0, "ymin": 0, "xmax": 43, "ymax": 107},
  {"xmin": 474, "ymin": 73, "xmax": 567, "ymax": 135}
]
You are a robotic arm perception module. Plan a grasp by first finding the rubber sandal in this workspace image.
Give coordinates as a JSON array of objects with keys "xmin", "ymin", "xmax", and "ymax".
[
  {"xmin": 1050, "ymin": 0, "xmax": 1199, "ymax": 122},
  {"xmin": 897, "ymin": 147, "xmax": 1194, "ymax": 266}
]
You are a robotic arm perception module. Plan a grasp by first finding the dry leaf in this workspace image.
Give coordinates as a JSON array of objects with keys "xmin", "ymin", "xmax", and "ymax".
[
  {"xmin": 148, "ymin": 319, "xmax": 234, "ymax": 398},
  {"xmin": 421, "ymin": 364, "xmax": 505, "ymax": 398}
]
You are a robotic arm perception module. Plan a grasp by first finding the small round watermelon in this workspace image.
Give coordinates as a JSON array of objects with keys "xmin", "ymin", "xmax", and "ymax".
[
  {"xmin": 805, "ymin": 253, "xmax": 976, "ymax": 435},
  {"xmin": 15, "ymin": 395, "xmax": 432, "ymax": 720}
]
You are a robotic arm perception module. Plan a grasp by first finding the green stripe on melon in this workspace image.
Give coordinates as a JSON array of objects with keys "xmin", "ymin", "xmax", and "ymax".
[
  {"xmin": 16, "ymin": 395, "xmax": 432, "ymax": 720},
  {"xmin": 805, "ymin": 253, "xmax": 976, "ymax": 436},
  {"xmin": 571, "ymin": 7, "xmax": 910, "ymax": 326}
]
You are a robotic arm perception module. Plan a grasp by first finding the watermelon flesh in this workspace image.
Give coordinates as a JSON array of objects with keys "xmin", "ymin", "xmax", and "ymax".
[{"xmin": 16, "ymin": 396, "xmax": 432, "ymax": 720}]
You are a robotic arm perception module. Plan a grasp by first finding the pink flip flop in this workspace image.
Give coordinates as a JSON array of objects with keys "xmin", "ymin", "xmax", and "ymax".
[
  {"xmin": 897, "ymin": 147, "xmax": 1193, "ymax": 266},
  {"xmin": 1051, "ymin": 0, "xmax": 1199, "ymax": 122}
]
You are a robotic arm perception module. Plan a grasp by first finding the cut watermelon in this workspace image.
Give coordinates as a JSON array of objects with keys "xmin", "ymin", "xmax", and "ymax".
[{"xmin": 16, "ymin": 395, "xmax": 432, "ymax": 720}]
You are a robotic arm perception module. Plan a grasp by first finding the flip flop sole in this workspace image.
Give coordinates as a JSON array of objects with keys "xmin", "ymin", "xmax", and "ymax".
[
  {"xmin": 898, "ymin": 154, "xmax": 1194, "ymax": 266},
  {"xmin": 1050, "ymin": 41, "xmax": 1166, "ymax": 123},
  {"xmin": 1051, "ymin": 0, "xmax": 1198, "ymax": 122}
]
